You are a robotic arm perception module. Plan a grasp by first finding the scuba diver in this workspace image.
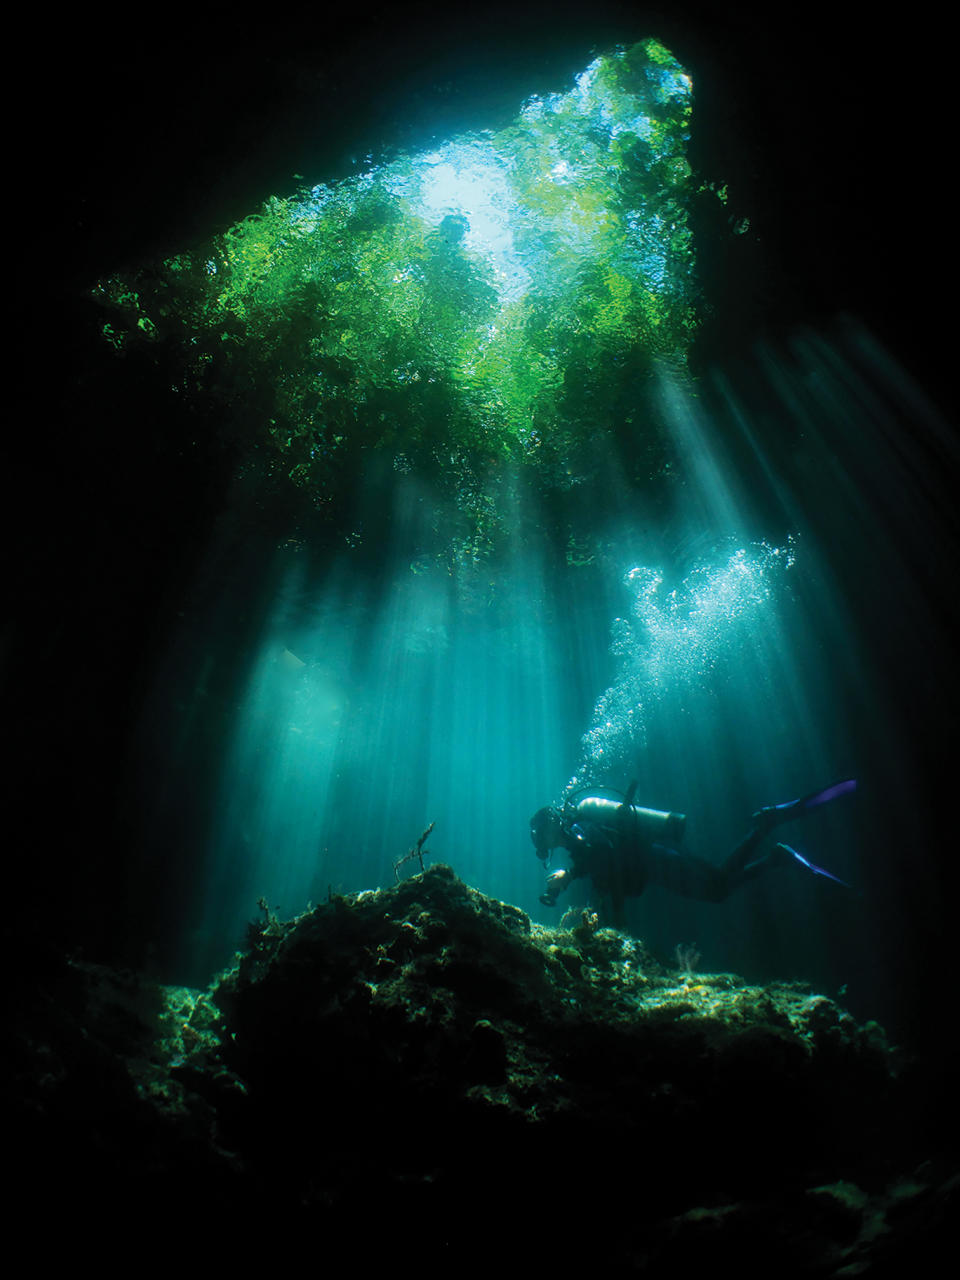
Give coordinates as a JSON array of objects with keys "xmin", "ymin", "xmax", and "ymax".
[{"xmin": 530, "ymin": 779, "xmax": 856, "ymax": 924}]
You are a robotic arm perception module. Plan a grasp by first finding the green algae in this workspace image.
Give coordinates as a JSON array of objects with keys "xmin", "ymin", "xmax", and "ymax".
[{"xmin": 94, "ymin": 40, "xmax": 702, "ymax": 560}]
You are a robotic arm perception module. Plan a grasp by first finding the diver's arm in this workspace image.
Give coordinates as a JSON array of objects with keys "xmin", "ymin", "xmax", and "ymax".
[{"xmin": 540, "ymin": 866, "xmax": 580, "ymax": 906}]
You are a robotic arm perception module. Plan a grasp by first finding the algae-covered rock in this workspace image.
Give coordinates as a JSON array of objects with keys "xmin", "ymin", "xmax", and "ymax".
[
  {"xmin": 195, "ymin": 865, "xmax": 926, "ymax": 1266},
  {"xmin": 7, "ymin": 866, "xmax": 951, "ymax": 1272}
]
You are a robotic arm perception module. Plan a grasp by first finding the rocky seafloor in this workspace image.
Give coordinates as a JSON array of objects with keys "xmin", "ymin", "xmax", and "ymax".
[{"xmin": 7, "ymin": 864, "xmax": 955, "ymax": 1272}]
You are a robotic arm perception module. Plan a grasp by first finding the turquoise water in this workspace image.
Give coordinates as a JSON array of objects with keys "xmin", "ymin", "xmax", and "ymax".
[
  {"xmin": 106, "ymin": 46, "xmax": 954, "ymax": 1052},
  {"xmin": 129, "ymin": 321, "xmax": 951, "ymax": 1056}
]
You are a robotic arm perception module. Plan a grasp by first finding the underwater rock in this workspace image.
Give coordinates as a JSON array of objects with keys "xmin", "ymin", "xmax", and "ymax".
[{"xmin": 6, "ymin": 864, "xmax": 952, "ymax": 1271}]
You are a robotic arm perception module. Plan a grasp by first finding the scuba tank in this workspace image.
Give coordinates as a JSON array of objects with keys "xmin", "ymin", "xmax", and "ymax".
[
  {"xmin": 562, "ymin": 782, "xmax": 686, "ymax": 848},
  {"xmin": 625, "ymin": 804, "xmax": 686, "ymax": 846}
]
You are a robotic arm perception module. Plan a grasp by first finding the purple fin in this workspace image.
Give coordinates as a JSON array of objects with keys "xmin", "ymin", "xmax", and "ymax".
[
  {"xmin": 802, "ymin": 778, "xmax": 857, "ymax": 810},
  {"xmin": 777, "ymin": 842, "xmax": 851, "ymax": 888},
  {"xmin": 753, "ymin": 778, "xmax": 857, "ymax": 829}
]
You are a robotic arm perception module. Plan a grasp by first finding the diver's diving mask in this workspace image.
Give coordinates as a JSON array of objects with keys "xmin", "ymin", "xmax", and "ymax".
[{"xmin": 530, "ymin": 806, "xmax": 559, "ymax": 862}]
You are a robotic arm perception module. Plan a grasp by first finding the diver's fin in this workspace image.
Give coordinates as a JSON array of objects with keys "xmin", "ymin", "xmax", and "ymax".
[
  {"xmin": 752, "ymin": 778, "xmax": 857, "ymax": 831},
  {"xmin": 775, "ymin": 842, "xmax": 851, "ymax": 888},
  {"xmin": 797, "ymin": 778, "xmax": 858, "ymax": 810}
]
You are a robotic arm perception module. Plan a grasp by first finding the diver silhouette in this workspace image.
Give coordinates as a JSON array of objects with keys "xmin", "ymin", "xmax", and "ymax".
[{"xmin": 530, "ymin": 779, "xmax": 856, "ymax": 925}]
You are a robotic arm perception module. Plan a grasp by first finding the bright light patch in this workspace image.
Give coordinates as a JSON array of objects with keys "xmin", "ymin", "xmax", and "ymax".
[
  {"xmin": 390, "ymin": 140, "xmax": 529, "ymax": 300},
  {"xmin": 571, "ymin": 539, "xmax": 796, "ymax": 791},
  {"xmin": 96, "ymin": 38, "xmax": 699, "ymax": 546}
]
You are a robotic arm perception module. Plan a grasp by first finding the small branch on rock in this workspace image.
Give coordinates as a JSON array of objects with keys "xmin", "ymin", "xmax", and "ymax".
[{"xmin": 394, "ymin": 822, "xmax": 435, "ymax": 881}]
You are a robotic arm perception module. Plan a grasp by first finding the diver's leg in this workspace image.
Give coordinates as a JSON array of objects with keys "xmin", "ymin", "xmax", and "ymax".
[
  {"xmin": 712, "ymin": 825, "xmax": 785, "ymax": 896},
  {"xmin": 718, "ymin": 781, "xmax": 837, "ymax": 886},
  {"xmin": 731, "ymin": 780, "xmax": 857, "ymax": 893},
  {"xmin": 645, "ymin": 844, "xmax": 730, "ymax": 903},
  {"xmin": 721, "ymin": 826, "xmax": 766, "ymax": 877}
]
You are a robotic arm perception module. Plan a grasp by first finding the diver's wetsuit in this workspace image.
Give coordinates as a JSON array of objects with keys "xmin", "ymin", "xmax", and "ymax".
[
  {"xmin": 535, "ymin": 781, "xmax": 855, "ymax": 921},
  {"xmin": 556, "ymin": 795, "xmax": 772, "ymax": 904}
]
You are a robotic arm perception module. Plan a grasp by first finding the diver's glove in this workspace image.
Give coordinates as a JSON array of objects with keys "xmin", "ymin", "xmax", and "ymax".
[{"xmin": 540, "ymin": 868, "xmax": 569, "ymax": 906}]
